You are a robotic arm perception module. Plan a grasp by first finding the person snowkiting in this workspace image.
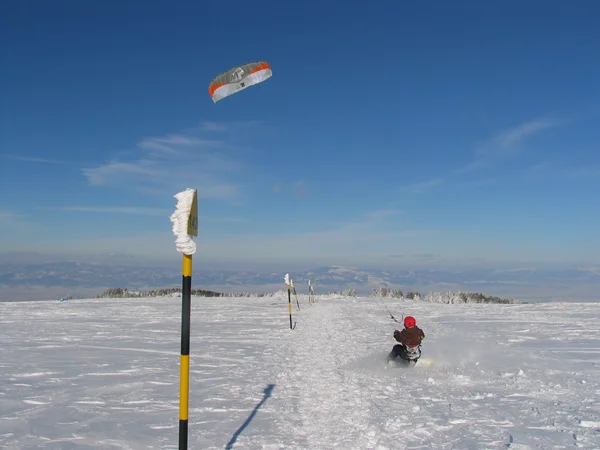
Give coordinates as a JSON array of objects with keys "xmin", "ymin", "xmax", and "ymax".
[{"xmin": 388, "ymin": 316, "xmax": 425, "ymax": 367}]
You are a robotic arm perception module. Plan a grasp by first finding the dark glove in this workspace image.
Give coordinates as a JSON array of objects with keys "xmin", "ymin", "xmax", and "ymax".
[{"xmin": 393, "ymin": 330, "xmax": 401, "ymax": 340}]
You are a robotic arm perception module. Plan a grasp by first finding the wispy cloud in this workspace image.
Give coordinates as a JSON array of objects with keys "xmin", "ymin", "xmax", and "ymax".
[
  {"xmin": 200, "ymin": 121, "xmax": 229, "ymax": 132},
  {"xmin": 202, "ymin": 216, "xmax": 249, "ymax": 224},
  {"xmin": 522, "ymin": 161, "xmax": 600, "ymax": 181},
  {"xmin": 292, "ymin": 180, "xmax": 308, "ymax": 198},
  {"xmin": 566, "ymin": 166, "xmax": 600, "ymax": 179},
  {"xmin": 363, "ymin": 209, "xmax": 403, "ymax": 222},
  {"xmin": 483, "ymin": 119, "xmax": 559, "ymax": 153},
  {"xmin": 49, "ymin": 206, "xmax": 172, "ymax": 216},
  {"xmin": 3, "ymin": 154, "xmax": 71, "ymax": 164},
  {"xmin": 44, "ymin": 206, "xmax": 249, "ymax": 222},
  {"xmin": 16, "ymin": 209, "xmax": 428, "ymax": 265},
  {"xmin": 0, "ymin": 210, "xmax": 23, "ymax": 223},
  {"xmin": 459, "ymin": 117, "xmax": 563, "ymax": 173},
  {"xmin": 0, "ymin": 209, "xmax": 33, "ymax": 232},
  {"xmin": 388, "ymin": 253, "xmax": 440, "ymax": 260},
  {"xmin": 189, "ymin": 216, "xmax": 431, "ymax": 265},
  {"xmin": 401, "ymin": 177, "xmax": 444, "ymax": 194},
  {"xmin": 272, "ymin": 180, "xmax": 315, "ymax": 198},
  {"xmin": 194, "ymin": 120, "xmax": 272, "ymax": 134},
  {"xmin": 493, "ymin": 267, "xmax": 537, "ymax": 273},
  {"xmin": 84, "ymin": 160, "xmax": 160, "ymax": 185},
  {"xmin": 523, "ymin": 160, "xmax": 555, "ymax": 176},
  {"xmin": 137, "ymin": 135, "xmax": 226, "ymax": 155},
  {"xmin": 82, "ymin": 123, "xmax": 251, "ymax": 199},
  {"xmin": 412, "ymin": 253, "xmax": 441, "ymax": 260}
]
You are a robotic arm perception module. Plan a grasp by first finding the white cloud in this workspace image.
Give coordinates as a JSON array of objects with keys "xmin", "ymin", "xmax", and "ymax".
[
  {"xmin": 488, "ymin": 119, "xmax": 558, "ymax": 151},
  {"xmin": 521, "ymin": 161, "xmax": 600, "ymax": 181},
  {"xmin": 137, "ymin": 135, "xmax": 226, "ymax": 155},
  {"xmin": 39, "ymin": 206, "xmax": 250, "ymax": 223},
  {"xmin": 29, "ymin": 228, "xmax": 425, "ymax": 266},
  {"xmin": 458, "ymin": 117, "xmax": 563, "ymax": 173},
  {"xmin": 567, "ymin": 166, "xmax": 600, "ymax": 179},
  {"xmin": 189, "ymin": 208, "xmax": 423, "ymax": 265},
  {"xmin": 136, "ymin": 140, "xmax": 177, "ymax": 154},
  {"xmin": 201, "ymin": 216, "xmax": 249, "ymax": 224},
  {"xmin": 50, "ymin": 206, "xmax": 171, "ymax": 216},
  {"xmin": 1, "ymin": 208, "xmax": 424, "ymax": 266},
  {"xmin": 0, "ymin": 209, "xmax": 35, "ymax": 234},
  {"xmin": 412, "ymin": 253, "xmax": 441, "ymax": 260},
  {"xmin": 3, "ymin": 154, "xmax": 71, "ymax": 164},
  {"xmin": 82, "ymin": 124, "xmax": 250, "ymax": 199},
  {"xmin": 195, "ymin": 120, "xmax": 272, "ymax": 135},
  {"xmin": 363, "ymin": 209, "xmax": 403, "ymax": 221},
  {"xmin": 401, "ymin": 177, "xmax": 444, "ymax": 194},
  {"xmin": 0, "ymin": 210, "xmax": 23, "ymax": 223},
  {"xmin": 493, "ymin": 267, "xmax": 537, "ymax": 273},
  {"xmin": 200, "ymin": 121, "xmax": 229, "ymax": 132},
  {"xmin": 84, "ymin": 160, "xmax": 160, "ymax": 186},
  {"xmin": 292, "ymin": 180, "xmax": 308, "ymax": 198},
  {"xmin": 522, "ymin": 160, "xmax": 555, "ymax": 177}
]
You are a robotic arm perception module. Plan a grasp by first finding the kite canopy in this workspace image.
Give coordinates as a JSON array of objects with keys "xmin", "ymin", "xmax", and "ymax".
[{"xmin": 208, "ymin": 61, "xmax": 272, "ymax": 103}]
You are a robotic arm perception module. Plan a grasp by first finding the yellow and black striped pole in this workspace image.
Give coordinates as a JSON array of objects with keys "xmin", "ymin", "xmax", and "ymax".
[
  {"xmin": 284, "ymin": 273, "xmax": 295, "ymax": 330},
  {"xmin": 179, "ymin": 253, "xmax": 192, "ymax": 449},
  {"xmin": 170, "ymin": 188, "xmax": 198, "ymax": 450},
  {"xmin": 292, "ymin": 281, "xmax": 300, "ymax": 311},
  {"xmin": 287, "ymin": 282, "xmax": 293, "ymax": 329}
]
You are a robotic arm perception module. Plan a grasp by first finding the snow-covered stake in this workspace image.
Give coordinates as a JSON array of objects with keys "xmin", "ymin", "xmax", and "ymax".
[
  {"xmin": 169, "ymin": 188, "xmax": 198, "ymax": 450},
  {"xmin": 170, "ymin": 188, "xmax": 198, "ymax": 256},
  {"xmin": 284, "ymin": 273, "xmax": 296, "ymax": 330},
  {"xmin": 291, "ymin": 279, "xmax": 300, "ymax": 310}
]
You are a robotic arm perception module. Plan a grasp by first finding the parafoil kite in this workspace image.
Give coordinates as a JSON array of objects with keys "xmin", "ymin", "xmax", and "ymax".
[{"xmin": 208, "ymin": 61, "xmax": 272, "ymax": 103}]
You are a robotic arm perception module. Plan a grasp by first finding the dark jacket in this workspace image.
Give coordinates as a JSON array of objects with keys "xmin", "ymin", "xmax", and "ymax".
[{"xmin": 394, "ymin": 326, "xmax": 425, "ymax": 348}]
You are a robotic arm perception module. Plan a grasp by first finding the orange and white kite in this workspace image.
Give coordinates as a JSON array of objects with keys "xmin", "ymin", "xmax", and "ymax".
[{"xmin": 208, "ymin": 61, "xmax": 272, "ymax": 103}]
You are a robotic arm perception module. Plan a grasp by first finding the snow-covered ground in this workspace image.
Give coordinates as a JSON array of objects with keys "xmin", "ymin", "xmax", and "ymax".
[{"xmin": 1, "ymin": 294, "xmax": 599, "ymax": 449}]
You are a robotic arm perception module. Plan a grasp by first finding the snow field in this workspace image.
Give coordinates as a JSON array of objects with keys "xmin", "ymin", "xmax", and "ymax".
[{"xmin": 0, "ymin": 294, "xmax": 599, "ymax": 449}]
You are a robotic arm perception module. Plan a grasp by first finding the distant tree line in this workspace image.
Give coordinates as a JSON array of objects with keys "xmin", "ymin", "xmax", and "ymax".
[
  {"xmin": 372, "ymin": 287, "xmax": 516, "ymax": 304},
  {"xmin": 444, "ymin": 291, "xmax": 515, "ymax": 304},
  {"xmin": 95, "ymin": 286, "xmax": 516, "ymax": 304},
  {"xmin": 328, "ymin": 288, "xmax": 358, "ymax": 297},
  {"xmin": 372, "ymin": 287, "xmax": 406, "ymax": 298},
  {"xmin": 96, "ymin": 287, "xmax": 278, "ymax": 298},
  {"xmin": 96, "ymin": 287, "xmax": 225, "ymax": 298}
]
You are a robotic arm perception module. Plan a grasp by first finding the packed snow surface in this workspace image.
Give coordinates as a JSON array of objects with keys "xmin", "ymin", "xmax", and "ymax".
[{"xmin": 1, "ymin": 294, "xmax": 599, "ymax": 449}]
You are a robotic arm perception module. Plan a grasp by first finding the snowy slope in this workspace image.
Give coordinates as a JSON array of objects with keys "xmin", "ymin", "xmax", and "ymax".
[{"xmin": 1, "ymin": 294, "xmax": 599, "ymax": 449}]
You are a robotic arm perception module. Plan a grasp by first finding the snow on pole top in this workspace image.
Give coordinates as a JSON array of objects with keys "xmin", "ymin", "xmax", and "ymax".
[
  {"xmin": 284, "ymin": 273, "xmax": 290, "ymax": 286},
  {"xmin": 170, "ymin": 188, "xmax": 198, "ymax": 255}
]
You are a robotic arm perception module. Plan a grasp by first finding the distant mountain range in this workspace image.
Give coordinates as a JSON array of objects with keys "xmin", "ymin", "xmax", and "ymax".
[{"xmin": 1, "ymin": 262, "xmax": 599, "ymax": 302}]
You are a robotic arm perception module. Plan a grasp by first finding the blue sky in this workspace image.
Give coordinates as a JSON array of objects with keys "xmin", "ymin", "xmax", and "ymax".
[{"xmin": 1, "ymin": 0, "xmax": 599, "ymax": 270}]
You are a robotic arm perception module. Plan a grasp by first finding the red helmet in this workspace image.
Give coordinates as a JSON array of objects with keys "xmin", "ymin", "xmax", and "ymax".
[{"xmin": 404, "ymin": 316, "xmax": 416, "ymax": 328}]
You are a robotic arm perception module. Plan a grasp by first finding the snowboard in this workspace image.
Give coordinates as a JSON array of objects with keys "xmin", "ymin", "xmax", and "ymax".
[
  {"xmin": 414, "ymin": 357, "xmax": 435, "ymax": 368},
  {"xmin": 386, "ymin": 355, "xmax": 435, "ymax": 369}
]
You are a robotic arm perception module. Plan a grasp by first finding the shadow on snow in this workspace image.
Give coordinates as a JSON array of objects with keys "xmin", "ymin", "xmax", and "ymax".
[{"xmin": 225, "ymin": 383, "xmax": 275, "ymax": 450}]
